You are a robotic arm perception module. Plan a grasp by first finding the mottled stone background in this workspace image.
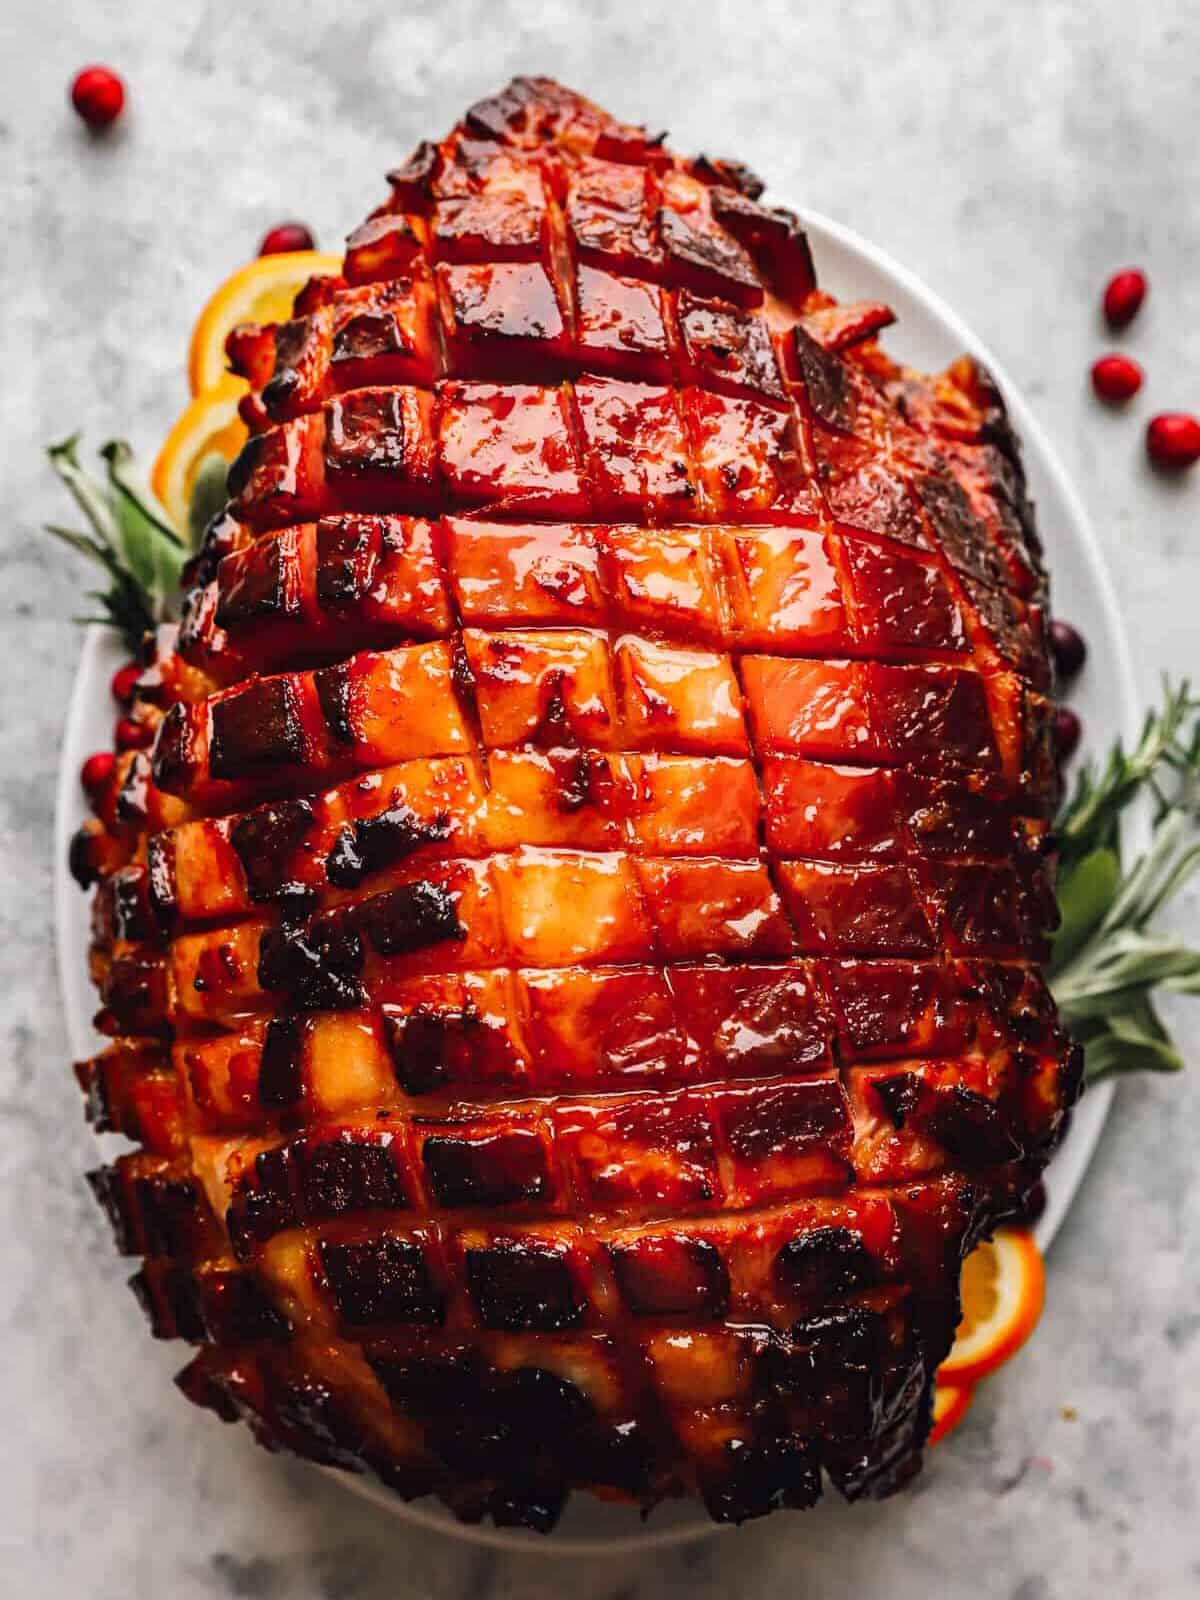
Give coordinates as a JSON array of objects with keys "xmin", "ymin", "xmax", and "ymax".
[{"xmin": 3, "ymin": 2, "xmax": 1198, "ymax": 1595}]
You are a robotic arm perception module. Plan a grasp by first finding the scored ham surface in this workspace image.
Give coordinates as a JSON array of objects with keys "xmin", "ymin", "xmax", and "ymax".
[{"xmin": 71, "ymin": 77, "xmax": 1078, "ymax": 1530}]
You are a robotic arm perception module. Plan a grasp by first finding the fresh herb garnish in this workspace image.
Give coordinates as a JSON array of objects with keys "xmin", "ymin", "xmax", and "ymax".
[
  {"xmin": 187, "ymin": 450, "xmax": 231, "ymax": 547},
  {"xmin": 1050, "ymin": 682, "xmax": 1200, "ymax": 1080},
  {"xmin": 45, "ymin": 435, "xmax": 189, "ymax": 658}
]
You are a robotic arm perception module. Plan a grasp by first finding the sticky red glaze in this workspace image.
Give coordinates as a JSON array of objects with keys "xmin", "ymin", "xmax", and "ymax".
[{"xmin": 74, "ymin": 77, "xmax": 1073, "ymax": 1533}]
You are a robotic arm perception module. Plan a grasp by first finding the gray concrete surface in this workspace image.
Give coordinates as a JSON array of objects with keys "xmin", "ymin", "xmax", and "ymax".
[{"xmin": 2, "ymin": 2, "xmax": 1198, "ymax": 1595}]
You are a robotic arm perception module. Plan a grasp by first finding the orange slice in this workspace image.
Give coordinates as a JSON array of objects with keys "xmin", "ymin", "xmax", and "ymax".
[
  {"xmin": 939, "ymin": 1227, "xmax": 1045, "ymax": 1385},
  {"xmin": 929, "ymin": 1382, "xmax": 974, "ymax": 1446},
  {"xmin": 187, "ymin": 250, "xmax": 343, "ymax": 395},
  {"xmin": 151, "ymin": 380, "xmax": 248, "ymax": 536}
]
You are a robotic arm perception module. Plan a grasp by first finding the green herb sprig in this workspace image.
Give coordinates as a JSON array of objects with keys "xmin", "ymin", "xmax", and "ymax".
[
  {"xmin": 45, "ymin": 436, "xmax": 189, "ymax": 658},
  {"xmin": 1050, "ymin": 681, "xmax": 1200, "ymax": 1080}
]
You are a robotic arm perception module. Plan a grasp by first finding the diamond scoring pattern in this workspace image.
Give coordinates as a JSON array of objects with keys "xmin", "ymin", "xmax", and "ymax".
[{"xmin": 75, "ymin": 79, "xmax": 1073, "ymax": 1531}]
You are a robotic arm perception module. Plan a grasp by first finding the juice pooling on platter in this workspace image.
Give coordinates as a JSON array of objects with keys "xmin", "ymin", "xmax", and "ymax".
[{"xmin": 70, "ymin": 77, "xmax": 1077, "ymax": 1532}]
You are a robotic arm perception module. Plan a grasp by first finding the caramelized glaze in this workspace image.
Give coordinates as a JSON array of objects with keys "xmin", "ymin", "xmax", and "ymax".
[{"xmin": 72, "ymin": 77, "xmax": 1074, "ymax": 1531}]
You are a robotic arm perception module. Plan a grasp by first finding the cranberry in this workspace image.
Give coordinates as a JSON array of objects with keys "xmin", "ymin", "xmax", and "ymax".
[
  {"xmin": 1054, "ymin": 707, "xmax": 1082, "ymax": 762},
  {"xmin": 70, "ymin": 66, "xmax": 125, "ymax": 132},
  {"xmin": 1049, "ymin": 619, "xmax": 1087, "ymax": 682},
  {"xmin": 114, "ymin": 716, "xmax": 153, "ymax": 751},
  {"xmin": 259, "ymin": 221, "xmax": 316, "ymax": 255},
  {"xmin": 110, "ymin": 661, "xmax": 141, "ymax": 706},
  {"xmin": 80, "ymin": 750, "xmax": 115, "ymax": 796},
  {"xmin": 1146, "ymin": 412, "xmax": 1200, "ymax": 472},
  {"xmin": 1090, "ymin": 354, "xmax": 1143, "ymax": 404},
  {"xmin": 1102, "ymin": 268, "xmax": 1147, "ymax": 330}
]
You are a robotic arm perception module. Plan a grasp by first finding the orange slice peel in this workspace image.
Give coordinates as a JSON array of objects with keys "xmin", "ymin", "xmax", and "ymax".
[
  {"xmin": 186, "ymin": 249, "xmax": 343, "ymax": 395},
  {"xmin": 151, "ymin": 380, "xmax": 248, "ymax": 537},
  {"xmin": 929, "ymin": 1382, "xmax": 975, "ymax": 1446},
  {"xmin": 938, "ymin": 1227, "xmax": 1045, "ymax": 1386}
]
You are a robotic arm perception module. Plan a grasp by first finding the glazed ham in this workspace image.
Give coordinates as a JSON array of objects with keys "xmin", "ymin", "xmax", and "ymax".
[{"xmin": 71, "ymin": 78, "xmax": 1077, "ymax": 1531}]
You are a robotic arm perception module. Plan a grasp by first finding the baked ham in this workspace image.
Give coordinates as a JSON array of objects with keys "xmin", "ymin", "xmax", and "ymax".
[{"xmin": 70, "ymin": 77, "xmax": 1077, "ymax": 1531}]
